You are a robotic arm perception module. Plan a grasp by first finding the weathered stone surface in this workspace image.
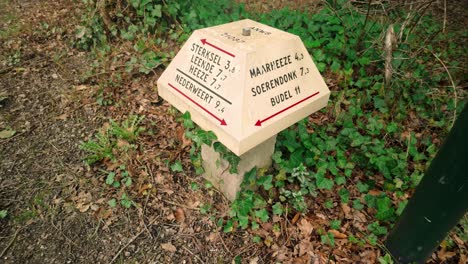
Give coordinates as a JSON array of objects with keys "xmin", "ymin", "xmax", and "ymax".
[{"xmin": 201, "ymin": 136, "xmax": 276, "ymax": 201}]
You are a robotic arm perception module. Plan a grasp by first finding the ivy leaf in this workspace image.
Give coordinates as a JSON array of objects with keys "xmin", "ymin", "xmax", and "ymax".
[
  {"xmin": 353, "ymin": 199, "xmax": 364, "ymax": 210},
  {"xmin": 272, "ymin": 202, "xmax": 283, "ymax": 215},
  {"xmin": 316, "ymin": 174, "xmax": 334, "ymax": 190},
  {"xmin": 105, "ymin": 172, "xmax": 115, "ymax": 185},
  {"xmin": 170, "ymin": 160, "xmax": 184, "ymax": 172},
  {"xmin": 338, "ymin": 188, "xmax": 350, "ymax": 203},
  {"xmin": 335, "ymin": 176, "xmax": 346, "ymax": 185},
  {"xmin": 121, "ymin": 195, "xmax": 133, "ymax": 208},
  {"xmin": 233, "ymin": 192, "xmax": 254, "ymax": 217},
  {"xmin": 255, "ymin": 209, "xmax": 269, "ymax": 223},
  {"xmin": 356, "ymin": 181, "xmax": 369, "ymax": 193},
  {"xmin": 124, "ymin": 177, "xmax": 132, "ymax": 187},
  {"xmin": 242, "ymin": 168, "xmax": 257, "ymax": 188},
  {"xmin": 374, "ymin": 97, "xmax": 388, "ymax": 113},
  {"xmin": 282, "ymin": 130, "xmax": 300, "ymax": 152},
  {"xmin": 223, "ymin": 219, "xmax": 233, "ymax": 233},
  {"xmin": 108, "ymin": 199, "xmax": 117, "ymax": 208},
  {"xmin": 367, "ymin": 221, "xmax": 388, "ymax": 236},
  {"xmin": 258, "ymin": 175, "xmax": 273, "ymax": 190},
  {"xmin": 237, "ymin": 215, "xmax": 249, "ymax": 229},
  {"xmin": 252, "ymin": 235, "xmax": 261, "ymax": 243},
  {"xmin": 0, "ymin": 210, "xmax": 7, "ymax": 219},
  {"xmin": 375, "ymin": 196, "xmax": 395, "ymax": 221},
  {"xmin": 330, "ymin": 60, "xmax": 340, "ymax": 72},
  {"xmin": 151, "ymin": 4, "xmax": 162, "ymax": 18},
  {"xmin": 251, "ymin": 221, "xmax": 260, "ymax": 230},
  {"xmin": 312, "ymin": 49, "xmax": 325, "ymax": 62},
  {"xmin": 272, "ymin": 151, "xmax": 283, "ymax": 164}
]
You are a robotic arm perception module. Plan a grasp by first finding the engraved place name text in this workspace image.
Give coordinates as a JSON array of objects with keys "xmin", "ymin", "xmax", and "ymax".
[{"xmin": 249, "ymin": 55, "xmax": 292, "ymax": 78}]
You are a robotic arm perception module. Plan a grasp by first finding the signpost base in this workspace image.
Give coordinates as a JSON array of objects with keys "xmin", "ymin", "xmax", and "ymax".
[{"xmin": 201, "ymin": 136, "xmax": 277, "ymax": 201}]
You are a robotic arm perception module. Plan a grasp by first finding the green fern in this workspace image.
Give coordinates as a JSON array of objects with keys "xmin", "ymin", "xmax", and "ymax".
[
  {"xmin": 80, "ymin": 130, "xmax": 114, "ymax": 165},
  {"xmin": 109, "ymin": 115, "xmax": 145, "ymax": 142}
]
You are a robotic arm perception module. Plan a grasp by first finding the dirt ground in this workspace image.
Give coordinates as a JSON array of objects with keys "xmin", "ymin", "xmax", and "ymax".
[
  {"xmin": 0, "ymin": 1, "xmax": 262, "ymax": 263},
  {"xmin": 0, "ymin": 1, "xmax": 466, "ymax": 264}
]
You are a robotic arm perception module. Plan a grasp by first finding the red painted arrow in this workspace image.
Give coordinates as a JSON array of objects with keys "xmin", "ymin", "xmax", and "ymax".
[
  {"xmin": 168, "ymin": 83, "xmax": 227, "ymax": 126},
  {"xmin": 201, "ymin": 39, "xmax": 235, "ymax": 58},
  {"xmin": 255, "ymin": 91, "xmax": 320, "ymax": 126}
]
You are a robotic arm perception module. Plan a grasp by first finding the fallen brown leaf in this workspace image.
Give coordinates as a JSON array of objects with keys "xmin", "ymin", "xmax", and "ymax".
[
  {"xmin": 0, "ymin": 129, "xmax": 15, "ymax": 139},
  {"xmin": 438, "ymin": 248, "xmax": 457, "ymax": 261},
  {"xmin": 117, "ymin": 139, "xmax": 130, "ymax": 148},
  {"xmin": 459, "ymin": 254, "xmax": 467, "ymax": 264},
  {"xmin": 77, "ymin": 203, "xmax": 90, "ymax": 213},
  {"xmin": 174, "ymin": 208, "xmax": 185, "ymax": 223},
  {"xmin": 55, "ymin": 113, "xmax": 68, "ymax": 120},
  {"xmin": 329, "ymin": 229, "xmax": 347, "ymax": 239},
  {"xmin": 298, "ymin": 239, "xmax": 312, "ymax": 256},
  {"xmin": 291, "ymin": 213, "xmax": 300, "ymax": 224},
  {"xmin": 248, "ymin": 256, "xmax": 259, "ymax": 264},
  {"xmin": 342, "ymin": 203, "xmax": 351, "ymax": 218},
  {"xmin": 298, "ymin": 218, "xmax": 313, "ymax": 237},
  {"xmin": 75, "ymin": 84, "xmax": 88, "ymax": 91},
  {"xmin": 161, "ymin": 242, "xmax": 177, "ymax": 253}
]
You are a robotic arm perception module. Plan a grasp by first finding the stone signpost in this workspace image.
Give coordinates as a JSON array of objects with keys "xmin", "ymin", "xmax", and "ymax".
[{"xmin": 157, "ymin": 19, "xmax": 330, "ymax": 200}]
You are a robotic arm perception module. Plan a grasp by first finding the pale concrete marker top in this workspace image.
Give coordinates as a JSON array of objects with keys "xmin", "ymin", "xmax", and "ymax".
[{"xmin": 157, "ymin": 19, "xmax": 330, "ymax": 155}]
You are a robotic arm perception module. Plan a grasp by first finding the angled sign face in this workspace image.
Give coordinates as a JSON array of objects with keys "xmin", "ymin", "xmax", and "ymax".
[{"xmin": 157, "ymin": 19, "xmax": 330, "ymax": 155}]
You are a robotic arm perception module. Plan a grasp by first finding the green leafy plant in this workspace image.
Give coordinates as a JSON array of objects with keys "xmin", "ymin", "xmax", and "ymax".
[
  {"xmin": 0, "ymin": 209, "xmax": 7, "ymax": 219},
  {"xmin": 109, "ymin": 115, "xmax": 145, "ymax": 142},
  {"xmin": 80, "ymin": 130, "xmax": 114, "ymax": 165},
  {"xmin": 321, "ymin": 232, "xmax": 335, "ymax": 247},
  {"xmin": 170, "ymin": 160, "xmax": 184, "ymax": 172},
  {"xmin": 213, "ymin": 142, "xmax": 240, "ymax": 174},
  {"xmin": 80, "ymin": 115, "xmax": 145, "ymax": 165},
  {"xmin": 77, "ymin": 0, "xmax": 467, "ymax": 255},
  {"xmin": 378, "ymin": 254, "xmax": 394, "ymax": 264},
  {"xmin": 120, "ymin": 193, "xmax": 134, "ymax": 208}
]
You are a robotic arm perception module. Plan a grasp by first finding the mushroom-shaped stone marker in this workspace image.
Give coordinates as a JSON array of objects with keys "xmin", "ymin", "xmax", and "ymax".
[{"xmin": 157, "ymin": 19, "xmax": 330, "ymax": 200}]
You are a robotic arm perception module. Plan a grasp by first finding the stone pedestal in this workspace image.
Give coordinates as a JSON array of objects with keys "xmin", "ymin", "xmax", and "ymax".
[{"xmin": 201, "ymin": 136, "xmax": 277, "ymax": 201}]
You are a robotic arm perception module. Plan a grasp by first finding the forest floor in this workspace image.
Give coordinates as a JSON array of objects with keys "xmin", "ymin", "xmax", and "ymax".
[{"xmin": 0, "ymin": 0, "xmax": 466, "ymax": 264}]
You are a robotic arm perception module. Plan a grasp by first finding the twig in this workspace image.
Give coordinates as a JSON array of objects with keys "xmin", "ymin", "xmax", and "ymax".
[
  {"xmin": 404, "ymin": 131, "xmax": 410, "ymax": 159},
  {"xmin": 0, "ymin": 66, "xmax": 14, "ymax": 75},
  {"xmin": 182, "ymin": 245, "xmax": 206, "ymax": 263},
  {"xmin": 0, "ymin": 131, "xmax": 27, "ymax": 145},
  {"xmin": 326, "ymin": 246, "xmax": 333, "ymax": 264},
  {"xmin": 218, "ymin": 232, "xmax": 232, "ymax": 255},
  {"xmin": 404, "ymin": 1, "xmax": 433, "ymax": 43},
  {"xmin": 50, "ymin": 218, "xmax": 80, "ymax": 248},
  {"xmin": 356, "ymin": 0, "xmax": 373, "ymax": 51},
  {"xmin": 0, "ymin": 228, "xmax": 20, "ymax": 258},
  {"xmin": 442, "ymin": 0, "xmax": 447, "ymax": 34},
  {"xmin": 422, "ymin": 47, "xmax": 458, "ymax": 129},
  {"xmin": 142, "ymin": 193, "xmax": 154, "ymax": 239},
  {"xmin": 108, "ymin": 218, "xmax": 158, "ymax": 264},
  {"xmin": 162, "ymin": 199, "xmax": 200, "ymax": 211}
]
